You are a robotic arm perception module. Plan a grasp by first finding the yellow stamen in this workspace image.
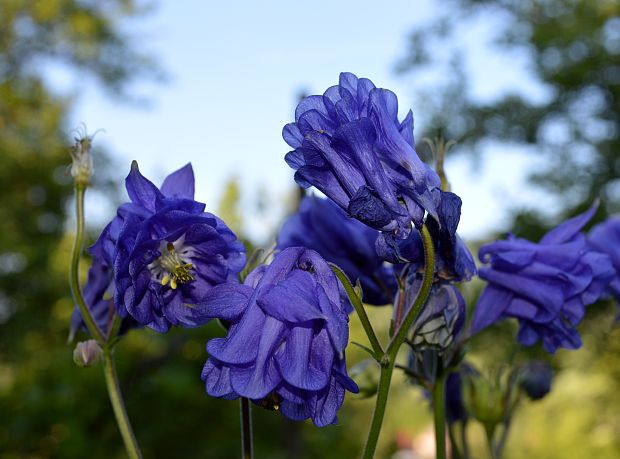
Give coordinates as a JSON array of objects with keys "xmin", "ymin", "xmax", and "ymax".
[{"xmin": 161, "ymin": 275, "xmax": 170, "ymax": 286}]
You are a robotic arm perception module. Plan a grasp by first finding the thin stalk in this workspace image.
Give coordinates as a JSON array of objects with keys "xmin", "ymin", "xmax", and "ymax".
[
  {"xmin": 460, "ymin": 421, "xmax": 470, "ymax": 459},
  {"xmin": 71, "ymin": 184, "xmax": 142, "ymax": 458},
  {"xmin": 361, "ymin": 224, "xmax": 435, "ymax": 459},
  {"xmin": 386, "ymin": 225, "xmax": 435, "ymax": 359},
  {"xmin": 495, "ymin": 416, "xmax": 512, "ymax": 459},
  {"xmin": 331, "ymin": 264, "xmax": 384, "ymax": 359},
  {"xmin": 447, "ymin": 422, "xmax": 463, "ymax": 459},
  {"xmin": 433, "ymin": 372, "xmax": 447, "ymax": 459},
  {"xmin": 69, "ymin": 186, "xmax": 105, "ymax": 343},
  {"xmin": 240, "ymin": 398, "xmax": 253, "ymax": 459},
  {"xmin": 484, "ymin": 424, "xmax": 498, "ymax": 459},
  {"xmin": 361, "ymin": 360, "xmax": 394, "ymax": 459},
  {"xmin": 102, "ymin": 348, "xmax": 143, "ymax": 459}
]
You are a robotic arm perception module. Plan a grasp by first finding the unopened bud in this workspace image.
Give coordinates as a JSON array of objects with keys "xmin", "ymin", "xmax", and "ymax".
[
  {"xmin": 519, "ymin": 361, "xmax": 553, "ymax": 401},
  {"xmin": 73, "ymin": 340, "xmax": 103, "ymax": 367},
  {"xmin": 70, "ymin": 125, "xmax": 102, "ymax": 188}
]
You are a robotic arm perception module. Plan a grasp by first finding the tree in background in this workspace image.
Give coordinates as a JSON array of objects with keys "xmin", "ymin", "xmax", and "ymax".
[{"xmin": 398, "ymin": 0, "xmax": 619, "ymax": 237}]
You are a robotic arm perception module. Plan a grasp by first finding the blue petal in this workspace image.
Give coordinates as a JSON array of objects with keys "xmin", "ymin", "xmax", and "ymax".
[
  {"xmin": 125, "ymin": 161, "xmax": 162, "ymax": 213},
  {"xmin": 160, "ymin": 163, "xmax": 195, "ymax": 199},
  {"xmin": 540, "ymin": 201, "xmax": 598, "ymax": 245}
]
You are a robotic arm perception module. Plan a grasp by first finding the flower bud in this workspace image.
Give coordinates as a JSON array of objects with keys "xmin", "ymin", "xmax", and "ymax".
[
  {"xmin": 462, "ymin": 368, "xmax": 519, "ymax": 427},
  {"xmin": 73, "ymin": 340, "xmax": 103, "ymax": 367},
  {"xmin": 518, "ymin": 361, "xmax": 553, "ymax": 401},
  {"xmin": 70, "ymin": 126, "xmax": 99, "ymax": 188}
]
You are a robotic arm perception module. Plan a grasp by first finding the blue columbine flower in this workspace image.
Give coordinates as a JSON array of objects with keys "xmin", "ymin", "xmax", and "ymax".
[
  {"xmin": 283, "ymin": 72, "xmax": 443, "ymax": 237},
  {"xmin": 470, "ymin": 204, "xmax": 615, "ymax": 353},
  {"xmin": 588, "ymin": 217, "xmax": 620, "ymax": 305},
  {"xmin": 93, "ymin": 161, "xmax": 245, "ymax": 332},
  {"xmin": 277, "ymin": 195, "xmax": 398, "ymax": 305},
  {"xmin": 200, "ymin": 247, "xmax": 359, "ymax": 427},
  {"xmin": 283, "ymin": 72, "xmax": 473, "ymax": 276}
]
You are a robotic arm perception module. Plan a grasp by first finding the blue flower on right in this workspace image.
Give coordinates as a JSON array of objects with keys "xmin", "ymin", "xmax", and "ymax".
[{"xmin": 471, "ymin": 204, "xmax": 615, "ymax": 353}]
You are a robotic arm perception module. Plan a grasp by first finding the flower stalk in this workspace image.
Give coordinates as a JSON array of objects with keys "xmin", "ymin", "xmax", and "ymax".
[
  {"xmin": 240, "ymin": 397, "xmax": 253, "ymax": 459},
  {"xmin": 69, "ymin": 164, "xmax": 143, "ymax": 459},
  {"xmin": 359, "ymin": 224, "xmax": 436, "ymax": 459}
]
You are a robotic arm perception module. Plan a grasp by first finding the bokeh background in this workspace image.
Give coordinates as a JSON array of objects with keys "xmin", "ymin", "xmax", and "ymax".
[{"xmin": 1, "ymin": 0, "xmax": 619, "ymax": 457}]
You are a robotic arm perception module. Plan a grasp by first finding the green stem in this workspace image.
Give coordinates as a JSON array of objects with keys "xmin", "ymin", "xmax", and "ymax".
[
  {"xmin": 386, "ymin": 225, "xmax": 435, "ymax": 359},
  {"xmin": 331, "ymin": 264, "xmax": 384, "ymax": 359},
  {"xmin": 360, "ymin": 224, "xmax": 436, "ymax": 459},
  {"xmin": 361, "ymin": 360, "xmax": 394, "ymax": 459},
  {"xmin": 70, "ymin": 184, "xmax": 142, "ymax": 458},
  {"xmin": 448, "ymin": 423, "xmax": 461, "ymax": 459},
  {"xmin": 240, "ymin": 398, "xmax": 253, "ymax": 459},
  {"xmin": 69, "ymin": 186, "xmax": 105, "ymax": 343},
  {"xmin": 433, "ymin": 372, "xmax": 447, "ymax": 459},
  {"xmin": 460, "ymin": 421, "xmax": 470, "ymax": 459},
  {"xmin": 102, "ymin": 348, "xmax": 143, "ymax": 459},
  {"xmin": 484, "ymin": 424, "xmax": 498, "ymax": 459},
  {"xmin": 495, "ymin": 416, "xmax": 512, "ymax": 459}
]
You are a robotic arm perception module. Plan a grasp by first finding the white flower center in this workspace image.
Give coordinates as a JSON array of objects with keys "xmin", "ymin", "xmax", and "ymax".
[{"xmin": 148, "ymin": 238, "xmax": 195, "ymax": 289}]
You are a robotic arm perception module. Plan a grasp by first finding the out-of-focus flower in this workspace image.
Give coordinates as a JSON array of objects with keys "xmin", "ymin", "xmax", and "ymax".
[
  {"xmin": 588, "ymin": 217, "xmax": 620, "ymax": 303},
  {"xmin": 518, "ymin": 361, "xmax": 553, "ymax": 401},
  {"xmin": 471, "ymin": 204, "xmax": 615, "ymax": 353},
  {"xmin": 462, "ymin": 366, "xmax": 520, "ymax": 427},
  {"xmin": 201, "ymin": 247, "xmax": 358, "ymax": 427},
  {"xmin": 91, "ymin": 162, "xmax": 245, "ymax": 332},
  {"xmin": 283, "ymin": 72, "xmax": 443, "ymax": 237},
  {"xmin": 277, "ymin": 195, "xmax": 397, "ymax": 305}
]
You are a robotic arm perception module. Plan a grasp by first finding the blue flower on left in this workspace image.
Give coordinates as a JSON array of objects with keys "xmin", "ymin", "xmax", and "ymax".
[{"xmin": 91, "ymin": 161, "xmax": 246, "ymax": 332}]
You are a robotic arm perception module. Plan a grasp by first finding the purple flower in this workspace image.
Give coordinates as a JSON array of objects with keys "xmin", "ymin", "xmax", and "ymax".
[
  {"xmin": 471, "ymin": 204, "xmax": 615, "ymax": 353},
  {"xmin": 96, "ymin": 162, "xmax": 245, "ymax": 332},
  {"xmin": 277, "ymin": 195, "xmax": 397, "ymax": 305},
  {"xmin": 283, "ymin": 72, "xmax": 442, "ymax": 237},
  {"xmin": 200, "ymin": 247, "xmax": 359, "ymax": 427},
  {"xmin": 588, "ymin": 217, "xmax": 620, "ymax": 303}
]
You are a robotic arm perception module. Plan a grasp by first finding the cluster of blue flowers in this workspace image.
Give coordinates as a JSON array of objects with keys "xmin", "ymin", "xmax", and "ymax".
[{"xmin": 75, "ymin": 71, "xmax": 620, "ymax": 430}]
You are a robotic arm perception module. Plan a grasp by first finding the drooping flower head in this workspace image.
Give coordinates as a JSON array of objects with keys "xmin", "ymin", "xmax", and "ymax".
[
  {"xmin": 588, "ymin": 217, "xmax": 620, "ymax": 305},
  {"xmin": 200, "ymin": 247, "xmax": 359, "ymax": 427},
  {"xmin": 277, "ymin": 195, "xmax": 398, "ymax": 305},
  {"xmin": 92, "ymin": 162, "xmax": 245, "ymax": 332},
  {"xmin": 283, "ymin": 72, "xmax": 442, "ymax": 237},
  {"xmin": 471, "ymin": 204, "xmax": 615, "ymax": 353},
  {"xmin": 283, "ymin": 72, "xmax": 474, "ymax": 279},
  {"xmin": 397, "ymin": 270, "xmax": 467, "ymax": 350}
]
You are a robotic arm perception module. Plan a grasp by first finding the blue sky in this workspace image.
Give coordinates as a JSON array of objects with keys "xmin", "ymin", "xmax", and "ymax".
[{"xmin": 50, "ymin": 0, "xmax": 556, "ymax": 243}]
